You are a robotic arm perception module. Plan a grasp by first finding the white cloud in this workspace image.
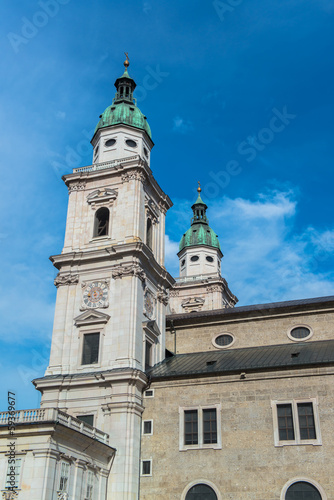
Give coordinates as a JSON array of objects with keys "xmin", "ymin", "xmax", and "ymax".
[
  {"xmin": 165, "ymin": 234, "xmax": 179, "ymax": 276},
  {"xmin": 173, "ymin": 116, "xmax": 194, "ymax": 134},
  {"xmin": 166, "ymin": 189, "xmax": 334, "ymax": 306},
  {"xmin": 55, "ymin": 111, "xmax": 66, "ymax": 120}
]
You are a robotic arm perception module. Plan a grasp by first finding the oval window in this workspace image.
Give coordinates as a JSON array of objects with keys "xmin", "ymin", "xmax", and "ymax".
[
  {"xmin": 181, "ymin": 259, "xmax": 186, "ymax": 267},
  {"xmin": 143, "ymin": 147, "xmax": 148, "ymax": 157},
  {"xmin": 105, "ymin": 138, "xmax": 116, "ymax": 147},
  {"xmin": 214, "ymin": 334, "xmax": 234, "ymax": 347},
  {"xmin": 206, "ymin": 256, "xmax": 214, "ymax": 262},
  {"xmin": 289, "ymin": 326, "xmax": 312, "ymax": 340},
  {"xmin": 126, "ymin": 139, "xmax": 137, "ymax": 148},
  {"xmin": 190, "ymin": 255, "xmax": 199, "ymax": 262}
]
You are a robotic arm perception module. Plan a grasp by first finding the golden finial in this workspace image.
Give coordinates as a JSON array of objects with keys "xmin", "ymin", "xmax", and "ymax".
[
  {"xmin": 124, "ymin": 52, "xmax": 130, "ymax": 69},
  {"xmin": 197, "ymin": 181, "xmax": 202, "ymax": 193}
]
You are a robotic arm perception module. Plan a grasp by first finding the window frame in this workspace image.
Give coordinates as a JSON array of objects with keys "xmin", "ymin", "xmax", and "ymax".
[
  {"xmin": 142, "ymin": 419, "xmax": 153, "ymax": 435},
  {"xmin": 287, "ymin": 324, "xmax": 313, "ymax": 342},
  {"xmin": 58, "ymin": 460, "xmax": 71, "ymax": 493},
  {"xmin": 78, "ymin": 328, "xmax": 103, "ymax": 370},
  {"xmin": 141, "ymin": 459, "xmax": 152, "ymax": 477},
  {"xmin": 212, "ymin": 333, "xmax": 236, "ymax": 349},
  {"xmin": 85, "ymin": 469, "xmax": 96, "ymax": 500},
  {"xmin": 280, "ymin": 478, "xmax": 327, "ymax": 500},
  {"xmin": 271, "ymin": 398, "xmax": 322, "ymax": 447},
  {"xmin": 81, "ymin": 332, "xmax": 101, "ymax": 366},
  {"xmin": 93, "ymin": 206, "xmax": 110, "ymax": 239},
  {"xmin": 179, "ymin": 404, "xmax": 222, "ymax": 451}
]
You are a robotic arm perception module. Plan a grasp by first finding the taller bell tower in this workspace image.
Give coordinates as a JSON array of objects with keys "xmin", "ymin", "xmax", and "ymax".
[{"xmin": 34, "ymin": 57, "xmax": 173, "ymax": 499}]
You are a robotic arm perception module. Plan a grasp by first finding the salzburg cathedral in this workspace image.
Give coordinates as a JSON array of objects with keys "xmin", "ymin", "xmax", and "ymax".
[{"xmin": 0, "ymin": 57, "xmax": 333, "ymax": 500}]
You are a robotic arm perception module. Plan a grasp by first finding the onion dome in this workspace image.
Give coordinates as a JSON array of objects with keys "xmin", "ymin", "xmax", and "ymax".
[
  {"xmin": 93, "ymin": 54, "xmax": 152, "ymax": 139},
  {"xmin": 179, "ymin": 184, "xmax": 222, "ymax": 252}
]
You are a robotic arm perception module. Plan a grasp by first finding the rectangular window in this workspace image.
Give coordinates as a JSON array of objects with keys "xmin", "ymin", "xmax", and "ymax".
[
  {"xmin": 143, "ymin": 420, "xmax": 153, "ymax": 435},
  {"xmin": 59, "ymin": 461, "xmax": 70, "ymax": 492},
  {"xmin": 145, "ymin": 340, "xmax": 153, "ymax": 370},
  {"xmin": 180, "ymin": 405, "xmax": 221, "ymax": 451},
  {"xmin": 77, "ymin": 414, "xmax": 94, "ymax": 427},
  {"xmin": 184, "ymin": 410, "xmax": 198, "ymax": 445},
  {"xmin": 5, "ymin": 457, "xmax": 22, "ymax": 489},
  {"xmin": 272, "ymin": 399, "xmax": 321, "ymax": 446},
  {"xmin": 86, "ymin": 470, "xmax": 95, "ymax": 500},
  {"xmin": 203, "ymin": 408, "xmax": 217, "ymax": 444},
  {"xmin": 144, "ymin": 389, "xmax": 154, "ymax": 398},
  {"xmin": 82, "ymin": 333, "xmax": 100, "ymax": 365},
  {"xmin": 277, "ymin": 404, "xmax": 295, "ymax": 441},
  {"xmin": 141, "ymin": 459, "xmax": 152, "ymax": 476}
]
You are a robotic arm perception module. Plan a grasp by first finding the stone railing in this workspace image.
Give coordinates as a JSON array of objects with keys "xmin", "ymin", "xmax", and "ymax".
[
  {"xmin": 174, "ymin": 272, "xmax": 221, "ymax": 283},
  {"xmin": 73, "ymin": 155, "xmax": 140, "ymax": 173},
  {"xmin": 0, "ymin": 408, "xmax": 109, "ymax": 445}
]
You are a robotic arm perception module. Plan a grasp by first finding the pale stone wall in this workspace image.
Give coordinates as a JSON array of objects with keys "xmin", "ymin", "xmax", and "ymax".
[
  {"xmin": 140, "ymin": 368, "xmax": 334, "ymax": 500},
  {"xmin": 0, "ymin": 421, "xmax": 112, "ymax": 500},
  {"xmin": 166, "ymin": 308, "xmax": 334, "ymax": 354}
]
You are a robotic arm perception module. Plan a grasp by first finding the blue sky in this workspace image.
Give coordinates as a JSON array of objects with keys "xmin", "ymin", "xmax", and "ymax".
[{"xmin": 1, "ymin": 0, "xmax": 334, "ymax": 409}]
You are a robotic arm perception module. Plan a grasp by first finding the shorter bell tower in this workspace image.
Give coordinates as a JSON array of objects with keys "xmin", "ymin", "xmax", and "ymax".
[{"xmin": 169, "ymin": 184, "xmax": 238, "ymax": 314}]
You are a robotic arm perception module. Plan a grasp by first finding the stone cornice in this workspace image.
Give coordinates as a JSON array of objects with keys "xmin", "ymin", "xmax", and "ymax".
[
  {"xmin": 33, "ymin": 368, "xmax": 148, "ymax": 392},
  {"xmin": 62, "ymin": 159, "xmax": 172, "ymax": 212},
  {"xmin": 49, "ymin": 242, "xmax": 175, "ymax": 288}
]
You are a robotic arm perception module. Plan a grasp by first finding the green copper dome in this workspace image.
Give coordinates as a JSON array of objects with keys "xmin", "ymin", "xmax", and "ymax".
[
  {"xmin": 94, "ymin": 101, "xmax": 152, "ymax": 138},
  {"xmin": 179, "ymin": 188, "xmax": 221, "ymax": 252},
  {"xmin": 94, "ymin": 62, "xmax": 152, "ymax": 139}
]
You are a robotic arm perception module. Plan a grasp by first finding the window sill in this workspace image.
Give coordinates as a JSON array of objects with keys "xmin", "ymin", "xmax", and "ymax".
[
  {"xmin": 275, "ymin": 440, "xmax": 322, "ymax": 447},
  {"xmin": 180, "ymin": 443, "xmax": 222, "ymax": 452}
]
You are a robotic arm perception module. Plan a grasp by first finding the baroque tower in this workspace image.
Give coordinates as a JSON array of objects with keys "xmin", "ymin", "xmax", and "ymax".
[
  {"xmin": 33, "ymin": 57, "xmax": 173, "ymax": 499},
  {"xmin": 169, "ymin": 185, "xmax": 237, "ymax": 314}
]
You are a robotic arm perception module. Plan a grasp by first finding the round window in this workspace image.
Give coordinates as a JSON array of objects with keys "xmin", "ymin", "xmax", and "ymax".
[
  {"xmin": 214, "ymin": 334, "xmax": 234, "ymax": 348},
  {"xmin": 206, "ymin": 256, "xmax": 214, "ymax": 262},
  {"xmin": 190, "ymin": 255, "xmax": 199, "ymax": 262},
  {"xmin": 126, "ymin": 139, "xmax": 137, "ymax": 148},
  {"xmin": 105, "ymin": 138, "xmax": 116, "ymax": 147},
  {"xmin": 289, "ymin": 326, "xmax": 312, "ymax": 340}
]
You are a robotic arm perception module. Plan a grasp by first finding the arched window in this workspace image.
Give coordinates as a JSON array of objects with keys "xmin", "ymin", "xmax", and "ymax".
[
  {"xmin": 94, "ymin": 207, "xmax": 110, "ymax": 237},
  {"xmin": 285, "ymin": 482, "xmax": 322, "ymax": 500},
  {"xmin": 185, "ymin": 484, "xmax": 217, "ymax": 500},
  {"xmin": 146, "ymin": 218, "xmax": 153, "ymax": 249}
]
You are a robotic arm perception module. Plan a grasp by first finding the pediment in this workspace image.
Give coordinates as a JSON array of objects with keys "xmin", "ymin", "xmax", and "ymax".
[
  {"xmin": 74, "ymin": 309, "xmax": 110, "ymax": 327},
  {"xmin": 143, "ymin": 320, "xmax": 161, "ymax": 339},
  {"xmin": 87, "ymin": 188, "xmax": 118, "ymax": 205}
]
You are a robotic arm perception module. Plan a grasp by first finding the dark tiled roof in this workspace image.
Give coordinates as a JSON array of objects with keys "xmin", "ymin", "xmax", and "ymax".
[
  {"xmin": 147, "ymin": 340, "xmax": 334, "ymax": 380},
  {"xmin": 167, "ymin": 295, "xmax": 334, "ymax": 323}
]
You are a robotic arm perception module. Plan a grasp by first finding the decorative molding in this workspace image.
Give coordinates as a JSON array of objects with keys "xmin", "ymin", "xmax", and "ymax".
[
  {"xmin": 169, "ymin": 289, "xmax": 180, "ymax": 297},
  {"xmin": 158, "ymin": 200, "xmax": 169, "ymax": 215},
  {"xmin": 121, "ymin": 170, "xmax": 146, "ymax": 183},
  {"xmin": 87, "ymin": 188, "xmax": 118, "ymax": 207},
  {"xmin": 145, "ymin": 198, "xmax": 160, "ymax": 224},
  {"xmin": 74, "ymin": 309, "xmax": 110, "ymax": 327},
  {"xmin": 68, "ymin": 181, "xmax": 86, "ymax": 193},
  {"xmin": 54, "ymin": 273, "xmax": 79, "ymax": 288},
  {"xmin": 157, "ymin": 288, "xmax": 169, "ymax": 306},
  {"xmin": 181, "ymin": 296, "xmax": 205, "ymax": 312},
  {"xmin": 57, "ymin": 493, "xmax": 69, "ymax": 500},
  {"xmin": 112, "ymin": 264, "xmax": 146, "ymax": 284},
  {"xmin": 206, "ymin": 285, "xmax": 221, "ymax": 292}
]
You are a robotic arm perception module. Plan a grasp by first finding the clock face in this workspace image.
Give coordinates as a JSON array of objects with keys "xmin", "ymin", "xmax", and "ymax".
[{"xmin": 83, "ymin": 282, "xmax": 109, "ymax": 308}]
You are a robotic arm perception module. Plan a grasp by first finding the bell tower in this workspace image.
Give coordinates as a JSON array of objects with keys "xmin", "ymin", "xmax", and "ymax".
[
  {"xmin": 34, "ymin": 56, "xmax": 173, "ymax": 499},
  {"xmin": 169, "ymin": 184, "xmax": 238, "ymax": 314}
]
